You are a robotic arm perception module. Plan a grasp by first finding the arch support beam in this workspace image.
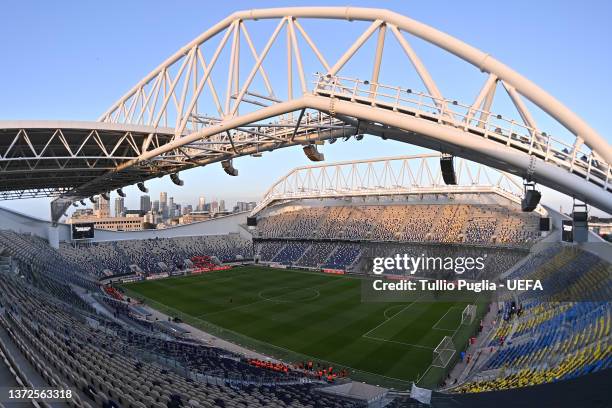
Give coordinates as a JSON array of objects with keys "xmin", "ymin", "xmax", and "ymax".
[
  {"xmin": 301, "ymin": 95, "xmax": 612, "ymax": 214},
  {"xmin": 103, "ymin": 94, "xmax": 611, "ymax": 214},
  {"xmin": 50, "ymin": 198, "xmax": 72, "ymax": 224},
  {"xmin": 99, "ymin": 7, "xmax": 612, "ymax": 164}
]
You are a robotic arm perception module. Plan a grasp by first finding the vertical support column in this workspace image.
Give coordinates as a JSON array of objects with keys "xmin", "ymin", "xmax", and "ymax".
[
  {"xmin": 287, "ymin": 21, "xmax": 293, "ymax": 121},
  {"xmin": 370, "ymin": 23, "xmax": 386, "ymax": 96},
  {"xmin": 572, "ymin": 201, "xmax": 589, "ymax": 243},
  {"xmin": 47, "ymin": 225, "xmax": 60, "ymax": 249},
  {"xmin": 50, "ymin": 197, "xmax": 71, "ymax": 247}
]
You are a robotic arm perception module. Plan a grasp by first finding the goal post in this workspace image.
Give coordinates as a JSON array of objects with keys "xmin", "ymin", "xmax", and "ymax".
[
  {"xmin": 461, "ymin": 304, "xmax": 477, "ymax": 325},
  {"xmin": 432, "ymin": 336, "xmax": 456, "ymax": 368}
]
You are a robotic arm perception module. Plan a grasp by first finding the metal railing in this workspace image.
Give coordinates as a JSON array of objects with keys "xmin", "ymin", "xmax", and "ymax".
[
  {"xmin": 313, "ymin": 74, "xmax": 612, "ymax": 191},
  {"xmin": 183, "ymin": 111, "xmax": 352, "ymax": 158}
]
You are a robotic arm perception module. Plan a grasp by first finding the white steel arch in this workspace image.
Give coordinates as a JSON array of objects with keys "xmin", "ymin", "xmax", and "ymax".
[
  {"xmin": 0, "ymin": 7, "xmax": 609, "ymax": 217},
  {"xmin": 92, "ymin": 7, "xmax": 611, "ymax": 214},
  {"xmin": 251, "ymin": 154, "xmax": 539, "ymax": 216},
  {"xmin": 100, "ymin": 7, "xmax": 610, "ymax": 162}
]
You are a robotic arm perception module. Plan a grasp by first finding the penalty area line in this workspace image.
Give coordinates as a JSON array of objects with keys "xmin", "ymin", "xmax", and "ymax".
[
  {"xmin": 432, "ymin": 306, "xmax": 463, "ymax": 331},
  {"xmin": 362, "ymin": 334, "xmax": 434, "ymax": 350},
  {"xmin": 362, "ymin": 293, "xmax": 427, "ymax": 338}
]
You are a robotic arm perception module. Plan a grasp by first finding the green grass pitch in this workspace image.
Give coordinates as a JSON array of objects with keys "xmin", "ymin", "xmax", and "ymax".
[{"xmin": 121, "ymin": 266, "xmax": 472, "ymax": 388}]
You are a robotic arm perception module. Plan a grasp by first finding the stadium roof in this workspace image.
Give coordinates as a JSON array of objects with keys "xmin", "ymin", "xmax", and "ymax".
[{"xmin": 0, "ymin": 120, "xmax": 175, "ymax": 200}]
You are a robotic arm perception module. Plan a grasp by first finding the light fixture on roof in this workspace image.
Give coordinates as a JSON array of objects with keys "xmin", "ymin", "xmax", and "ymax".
[
  {"xmin": 117, "ymin": 188, "xmax": 126, "ymax": 198},
  {"xmin": 355, "ymin": 134, "xmax": 364, "ymax": 141},
  {"xmin": 72, "ymin": 202, "xmax": 79, "ymax": 207},
  {"xmin": 101, "ymin": 192, "xmax": 110, "ymax": 201},
  {"xmin": 137, "ymin": 182, "xmax": 149, "ymax": 193},
  {"xmin": 80, "ymin": 200, "xmax": 86, "ymax": 206},
  {"xmin": 440, "ymin": 154, "xmax": 457, "ymax": 185},
  {"xmin": 303, "ymin": 144, "xmax": 324, "ymax": 162},
  {"xmin": 221, "ymin": 160, "xmax": 239, "ymax": 176},
  {"xmin": 170, "ymin": 173, "xmax": 184, "ymax": 186},
  {"xmin": 521, "ymin": 181, "xmax": 541, "ymax": 212},
  {"xmin": 89, "ymin": 196, "xmax": 97, "ymax": 204}
]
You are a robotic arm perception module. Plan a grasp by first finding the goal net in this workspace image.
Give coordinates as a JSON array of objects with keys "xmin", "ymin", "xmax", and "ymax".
[
  {"xmin": 461, "ymin": 304, "xmax": 477, "ymax": 325},
  {"xmin": 432, "ymin": 336, "xmax": 456, "ymax": 368}
]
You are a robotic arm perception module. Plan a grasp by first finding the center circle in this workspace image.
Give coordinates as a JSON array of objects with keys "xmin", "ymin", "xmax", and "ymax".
[{"xmin": 258, "ymin": 287, "xmax": 320, "ymax": 303}]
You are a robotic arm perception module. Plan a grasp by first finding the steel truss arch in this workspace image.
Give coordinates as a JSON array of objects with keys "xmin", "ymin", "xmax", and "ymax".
[
  {"xmin": 0, "ymin": 7, "xmax": 609, "ymax": 217},
  {"xmin": 100, "ymin": 7, "xmax": 610, "ymax": 165},
  {"xmin": 251, "ymin": 154, "xmax": 540, "ymax": 216},
  {"xmin": 90, "ymin": 7, "xmax": 612, "ymax": 214},
  {"xmin": 97, "ymin": 91, "xmax": 612, "ymax": 213}
]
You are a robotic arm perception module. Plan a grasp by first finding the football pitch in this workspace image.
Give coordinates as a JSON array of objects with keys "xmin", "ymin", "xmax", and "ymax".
[{"xmin": 121, "ymin": 266, "xmax": 481, "ymax": 389}]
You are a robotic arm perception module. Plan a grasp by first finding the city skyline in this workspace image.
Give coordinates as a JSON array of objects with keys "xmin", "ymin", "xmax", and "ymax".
[
  {"xmin": 69, "ymin": 187, "xmax": 256, "ymax": 231},
  {"xmin": 62, "ymin": 182, "xmax": 259, "ymax": 221},
  {"xmin": 90, "ymin": 190, "xmax": 254, "ymax": 218}
]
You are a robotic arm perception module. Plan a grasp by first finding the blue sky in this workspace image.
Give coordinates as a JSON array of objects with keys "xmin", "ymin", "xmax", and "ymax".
[{"xmin": 0, "ymin": 0, "xmax": 610, "ymax": 218}]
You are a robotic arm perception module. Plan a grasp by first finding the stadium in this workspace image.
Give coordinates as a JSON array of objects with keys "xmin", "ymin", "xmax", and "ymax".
[{"xmin": 0, "ymin": 4, "xmax": 611, "ymax": 408}]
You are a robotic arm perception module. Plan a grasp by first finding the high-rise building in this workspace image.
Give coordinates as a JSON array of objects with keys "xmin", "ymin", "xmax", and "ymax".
[
  {"xmin": 168, "ymin": 197, "xmax": 175, "ymax": 218},
  {"xmin": 211, "ymin": 200, "xmax": 219, "ymax": 214},
  {"xmin": 234, "ymin": 201, "xmax": 257, "ymax": 212},
  {"xmin": 144, "ymin": 212, "xmax": 154, "ymax": 224},
  {"xmin": 219, "ymin": 200, "xmax": 226, "ymax": 212},
  {"xmin": 95, "ymin": 194, "xmax": 110, "ymax": 217},
  {"xmin": 70, "ymin": 195, "xmax": 142, "ymax": 231},
  {"xmin": 182, "ymin": 205, "xmax": 193, "ymax": 215},
  {"xmin": 144, "ymin": 212, "xmax": 162, "ymax": 225},
  {"xmin": 152, "ymin": 200, "xmax": 160, "ymax": 213},
  {"xmin": 140, "ymin": 195, "xmax": 151, "ymax": 213},
  {"xmin": 160, "ymin": 192, "xmax": 168, "ymax": 219},
  {"xmin": 114, "ymin": 197, "xmax": 125, "ymax": 217},
  {"xmin": 197, "ymin": 196, "xmax": 206, "ymax": 211}
]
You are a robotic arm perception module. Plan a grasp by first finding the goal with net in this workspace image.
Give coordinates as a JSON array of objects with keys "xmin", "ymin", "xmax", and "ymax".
[
  {"xmin": 461, "ymin": 304, "xmax": 477, "ymax": 325},
  {"xmin": 432, "ymin": 336, "xmax": 456, "ymax": 368}
]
